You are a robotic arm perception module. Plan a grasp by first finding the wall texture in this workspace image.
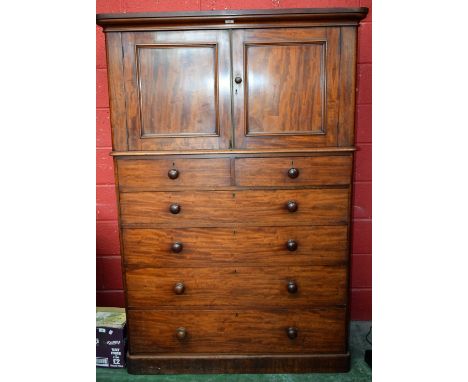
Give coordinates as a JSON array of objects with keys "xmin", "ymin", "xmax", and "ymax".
[{"xmin": 96, "ymin": 0, "xmax": 372, "ymax": 320}]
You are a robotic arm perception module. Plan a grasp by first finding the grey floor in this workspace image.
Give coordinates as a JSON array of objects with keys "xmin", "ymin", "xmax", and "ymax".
[{"xmin": 97, "ymin": 321, "xmax": 372, "ymax": 382}]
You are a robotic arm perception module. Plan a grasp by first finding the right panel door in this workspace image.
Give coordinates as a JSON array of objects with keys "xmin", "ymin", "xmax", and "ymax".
[{"xmin": 232, "ymin": 28, "xmax": 342, "ymax": 149}]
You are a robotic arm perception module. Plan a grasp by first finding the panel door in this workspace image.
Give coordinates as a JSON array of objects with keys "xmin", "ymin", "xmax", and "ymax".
[
  {"xmin": 121, "ymin": 30, "xmax": 232, "ymax": 151},
  {"xmin": 232, "ymin": 28, "xmax": 342, "ymax": 149}
]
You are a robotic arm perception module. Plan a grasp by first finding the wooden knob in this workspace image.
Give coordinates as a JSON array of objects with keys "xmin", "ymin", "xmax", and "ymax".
[
  {"xmin": 168, "ymin": 169, "xmax": 179, "ymax": 179},
  {"xmin": 171, "ymin": 242, "xmax": 183, "ymax": 253},
  {"xmin": 176, "ymin": 327, "xmax": 187, "ymax": 340},
  {"xmin": 286, "ymin": 240, "xmax": 298, "ymax": 252},
  {"xmin": 234, "ymin": 76, "xmax": 242, "ymax": 84},
  {"xmin": 287, "ymin": 280, "xmax": 298, "ymax": 294},
  {"xmin": 288, "ymin": 168, "xmax": 300, "ymax": 179},
  {"xmin": 169, "ymin": 203, "xmax": 181, "ymax": 214},
  {"xmin": 286, "ymin": 200, "xmax": 298, "ymax": 212},
  {"xmin": 174, "ymin": 282, "xmax": 185, "ymax": 295},
  {"xmin": 287, "ymin": 327, "xmax": 298, "ymax": 339}
]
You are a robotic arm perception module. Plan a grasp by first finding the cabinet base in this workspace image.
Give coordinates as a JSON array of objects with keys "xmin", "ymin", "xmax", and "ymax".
[{"xmin": 127, "ymin": 352, "xmax": 350, "ymax": 374}]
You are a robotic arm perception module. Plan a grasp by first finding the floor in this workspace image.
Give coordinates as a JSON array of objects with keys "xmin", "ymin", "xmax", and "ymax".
[{"xmin": 97, "ymin": 321, "xmax": 371, "ymax": 382}]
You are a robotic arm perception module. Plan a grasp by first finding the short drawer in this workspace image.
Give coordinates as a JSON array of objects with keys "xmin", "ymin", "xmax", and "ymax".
[
  {"xmin": 235, "ymin": 155, "xmax": 352, "ymax": 187},
  {"xmin": 117, "ymin": 158, "xmax": 231, "ymax": 191},
  {"xmin": 123, "ymin": 226, "xmax": 348, "ymax": 267},
  {"xmin": 128, "ymin": 308, "xmax": 346, "ymax": 354},
  {"xmin": 119, "ymin": 189, "xmax": 349, "ymax": 227},
  {"xmin": 125, "ymin": 265, "xmax": 346, "ymax": 308}
]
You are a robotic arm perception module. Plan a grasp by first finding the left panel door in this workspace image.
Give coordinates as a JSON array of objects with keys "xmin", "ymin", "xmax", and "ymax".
[{"xmin": 120, "ymin": 30, "xmax": 232, "ymax": 151}]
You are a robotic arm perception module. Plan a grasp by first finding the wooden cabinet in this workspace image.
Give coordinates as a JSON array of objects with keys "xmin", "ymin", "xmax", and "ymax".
[{"xmin": 97, "ymin": 7, "xmax": 367, "ymax": 374}]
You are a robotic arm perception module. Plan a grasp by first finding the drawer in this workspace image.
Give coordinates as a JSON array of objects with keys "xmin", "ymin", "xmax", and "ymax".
[
  {"xmin": 117, "ymin": 158, "xmax": 231, "ymax": 191},
  {"xmin": 125, "ymin": 265, "xmax": 346, "ymax": 308},
  {"xmin": 128, "ymin": 308, "xmax": 346, "ymax": 354},
  {"xmin": 123, "ymin": 226, "xmax": 348, "ymax": 267},
  {"xmin": 235, "ymin": 155, "xmax": 352, "ymax": 187},
  {"xmin": 119, "ymin": 189, "xmax": 349, "ymax": 227}
]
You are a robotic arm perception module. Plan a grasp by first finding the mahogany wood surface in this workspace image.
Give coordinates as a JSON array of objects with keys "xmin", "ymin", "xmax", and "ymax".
[
  {"xmin": 232, "ymin": 28, "xmax": 340, "ymax": 149},
  {"xmin": 97, "ymin": 7, "xmax": 366, "ymax": 374},
  {"xmin": 118, "ymin": 157, "xmax": 232, "ymax": 191},
  {"xmin": 127, "ymin": 308, "xmax": 346, "ymax": 354},
  {"xmin": 127, "ymin": 352, "xmax": 350, "ymax": 374},
  {"xmin": 235, "ymin": 155, "xmax": 352, "ymax": 187},
  {"xmin": 119, "ymin": 189, "xmax": 349, "ymax": 227},
  {"xmin": 122, "ymin": 226, "xmax": 348, "ymax": 267},
  {"xmin": 125, "ymin": 265, "xmax": 346, "ymax": 308},
  {"xmin": 121, "ymin": 30, "xmax": 232, "ymax": 151}
]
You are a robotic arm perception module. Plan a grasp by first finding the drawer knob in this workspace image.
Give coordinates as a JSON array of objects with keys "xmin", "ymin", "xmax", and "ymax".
[
  {"xmin": 169, "ymin": 203, "xmax": 181, "ymax": 214},
  {"xmin": 287, "ymin": 327, "xmax": 298, "ymax": 339},
  {"xmin": 286, "ymin": 200, "xmax": 298, "ymax": 212},
  {"xmin": 288, "ymin": 168, "xmax": 300, "ymax": 179},
  {"xmin": 168, "ymin": 169, "xmax": 179, "ymax": 179},
  {"xmin": 287, "ymin": 280, "xmax": 298, "ymax": 294},
  {"xmin": 171, "ymin": 242, "xmax": 183, "ymax": 253},
  {"xmin": 176, "ymin": 327, "xmax": 187, "ymax": 340},
  {"xmin": 286, "ymin": 239, "xmax": 298, "ymax": 252},
  {"xmin": 174, "ymin": 282, "xmax": 185, "ymax": 295},
  {"xmin": 234, "ymin": 76, "xmax": 242, "ymax": 84}
]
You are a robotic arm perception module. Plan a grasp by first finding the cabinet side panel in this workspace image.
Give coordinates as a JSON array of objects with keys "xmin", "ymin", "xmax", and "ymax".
[
  {"xmin": 105, "ymin": 32, "xmax": 128, "ymax": 151},
  {"xmin": 338, "ymin": 27, "xmax": 358, "ymax": 146}
]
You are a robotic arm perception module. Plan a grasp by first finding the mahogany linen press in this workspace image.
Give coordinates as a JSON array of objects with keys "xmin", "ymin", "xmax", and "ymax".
[{"xmin": 97, "ymin": 7, "xmax": 368, "ymax": 374}]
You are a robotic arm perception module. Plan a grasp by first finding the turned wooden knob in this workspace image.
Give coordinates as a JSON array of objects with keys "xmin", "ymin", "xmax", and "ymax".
[
  {"xmin": 287, "ymin": 327, "xmax": 298, "ymax": 339},
  {"xmin": 288, "ymin": 168, "xmax": 300, "ymax": 179},
  {"xmin": 168, "ymin": 169, "xmax": 179, "ymax": 179},
  {"xmin": 286, "ymin": 239, "xmax": 298, "ymax": 252},
  {"xmin": 176, "ymin": 327, "xmax": 187, "ymax": 340},
  {"xmin": 286, "ymin": 200, "xmax": 298, "ymax": 212},
  {"xmin": 171, "ymin": 242, "xmax": 183, "ymax": 253},
  {"xmin": 287, "ymin": 280, "xmax": 298, "ymax": 294},
  {"xmin": 174, "ymin": 282, "xmax": 185, "ymax": 295},
  {"xmin": 169, "ymin": 203, "xmax": 181, "ymax": 214}
]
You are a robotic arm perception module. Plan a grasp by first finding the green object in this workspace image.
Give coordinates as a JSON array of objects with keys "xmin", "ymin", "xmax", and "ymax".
[
  {"xmin": 96, "ymin": 307, "xmax": 126, "ymax": 329},
  {"xmin": 96, "ymin": 321, "xmax": 372, "ymax": 382}
]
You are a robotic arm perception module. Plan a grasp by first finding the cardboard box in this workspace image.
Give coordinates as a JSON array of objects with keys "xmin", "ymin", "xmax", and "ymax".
[{"xmin": 96, "ymin": 307, "xmax": 127, "ymax": 368}]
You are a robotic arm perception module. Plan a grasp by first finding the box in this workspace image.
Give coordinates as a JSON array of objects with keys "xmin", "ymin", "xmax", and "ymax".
[{"xmin": 96, "ymin": 307, "xmax": 127, "ymax": 368}]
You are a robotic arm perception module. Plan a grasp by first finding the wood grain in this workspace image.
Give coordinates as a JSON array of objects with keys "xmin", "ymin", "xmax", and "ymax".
[
  {"xmin": 137, "ymin": 44, "xmax": 218, "ymax": 137},
  {"xmin": 105, "ymin": 32, "xmax": 127, "ymax": 151},
  {"xmin": 246, "ymin": 42, "xmax": 324, "ymax": 135},
  {"xmin": 127, "ymin": 352, "xmax": 350, "ymax": 374},
  {"xmin": 121, "ymin": 30, "xmax": 232, "ymax": 151},
  {"xmin": 125, "ymin": 265, "xmax": 346, "ymax": 308},
  {"xmin": 123, "ymin": 226, "xmax": 348, "ymax": 267},
  {"xmin": 232, "ymin": 28, "xmax": 341, "ymax": 149},
  {"xmin": 119, "ymin": 189, "xmax": 349, "ymax": 227},
  {"xmin": 128, "ymin": 307, "xmax": 346, "ymax": 354},
  {"xmin": 235, "ymin": 155, "xmax": 352, "ymax": 187},
  {"xmin": 118, "ymin": 158, "xmax": 231, "ymax": 191}
]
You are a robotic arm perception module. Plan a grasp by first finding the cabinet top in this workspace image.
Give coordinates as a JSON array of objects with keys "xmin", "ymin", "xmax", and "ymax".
[{"xmin": 96, "ymin": 7, "xmax": 368, "ymax": 31}]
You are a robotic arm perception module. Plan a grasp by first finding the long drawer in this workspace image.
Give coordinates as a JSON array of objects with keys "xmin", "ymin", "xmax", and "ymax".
[
  {"xmin": 123, "ymin": 226, "xmax": 348, "ymax": 267},
  {"xmin": 119, "ymin": 189, "xmax": 349, "ymax": 227},
  {"xmin": 125, "ymin": 265, "xmax": 346, "ymax": 308},
  {"xmin": 128, "ymin": 308, "xmax": 346, "ymax": 354}
]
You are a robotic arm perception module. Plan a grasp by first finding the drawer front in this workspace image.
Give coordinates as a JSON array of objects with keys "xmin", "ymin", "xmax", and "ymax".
[
  {"xmin": 123, "ymin": 226, "xmax": 348, "ymax": 267},
  {"xmin": 118, "ymin": 158, "xmax": 231, "ymax": 191},
  {"xmin": 234, "ymin": 189, "xmax": 349, "ymax": 226},
  {"xmin": 120, "ymin": 189, "xmax": 349, "ymax": 227},
  {"xmin": 235, "ymin": 156, "xmax": 352, "ymax": 187},
  {"xmin": 125, "ymin": 266, "xmax": 346, "ymax": 308},
  {"xmin": 128, "ymin": 308, "xmax": 346, "ymax": 354}
]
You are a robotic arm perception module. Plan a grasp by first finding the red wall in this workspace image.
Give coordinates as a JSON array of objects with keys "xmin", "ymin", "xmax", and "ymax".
[{"xmin": 96, "ymin": 0, "xmax": 372, "ymax": 320}]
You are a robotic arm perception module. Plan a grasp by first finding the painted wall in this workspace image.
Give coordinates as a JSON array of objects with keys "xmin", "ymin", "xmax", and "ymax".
[{"xmin": 96, "ymin": 0, "xmax": 372, "ymax": 320}]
